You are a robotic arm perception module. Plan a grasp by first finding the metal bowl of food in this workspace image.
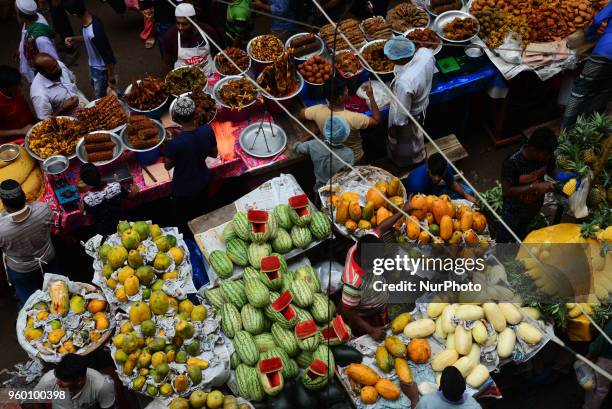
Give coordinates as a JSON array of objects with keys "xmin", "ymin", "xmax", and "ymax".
[
  {"xmin": 169, "ymin": 91, "xmax": 217, "ymax": 125},
  {"xmin": 213, "ymin": 75, "xmax": 260, "ymax": 110},
  {"xmin": 164, "ymin": 66, "xmax": 209, "ymax": 97},
  {"xmin": 333, "ymin": 50, "xmax": 365, "ymax": 78},
  {"xmin": 434, "ymin": 10, "xmax": 480, "ymax": 43},
  {"xmin": 42, "ymin": 155, "xmax": 69, "ymax": 175},
  {"xmin": 120, "ymin": 118, "xmax": 166, "ymax": 153},
  {"xmin": 257, "ymin": 71, "xmax": 304, "ymax": 101},
  {"xmin": 213, "ymin": 48, "xmax": 252, "ymax": 77},
  {"xmin": 0, "ymin": 143, "xmax": 21, "ymax": 162},
  {"xmin": 25, "ymin": 116, "xmax": 80, "ymax": 161},
  {"xmin": 124, "ymin": 80, "xmax": 169, "ymax": 119},
  {"xmin": 359, "ymin": 39, "xmax": 396, "ymax": 75},
  {"xmin": 247, "ymin": 34, "xmax": 285, "ymax": 64},
  {"xmin": 405, "ymin": 27, "xmax": 443, "ymax": 55},
  {"xmin": 285, "ymin": 33, "xmax": 325, "ymax": 61},
  {"xmin": 76, "ymin": 131, "xmax": 124, "ymax": 166},
  {"xmin": 388, "ymin": 4, "xmax": 430, "ymax": 35}
]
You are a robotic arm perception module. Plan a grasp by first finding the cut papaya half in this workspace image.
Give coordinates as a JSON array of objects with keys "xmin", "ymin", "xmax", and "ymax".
[
  {"xmin": 295, "ymin": 320, "xmax": 317, "ymax": 339},
  {"xmin": 288, "ymin": 194, "xmax": 308, "ymax": 209}
]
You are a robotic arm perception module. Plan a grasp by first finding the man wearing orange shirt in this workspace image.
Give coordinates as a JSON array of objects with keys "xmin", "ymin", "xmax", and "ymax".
[{"xmin": 0, "ymin": 65, "xmax": 35, "ymax": 140}]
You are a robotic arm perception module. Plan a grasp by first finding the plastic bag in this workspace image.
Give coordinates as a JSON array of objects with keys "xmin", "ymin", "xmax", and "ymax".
[
  {"xmin": 356, "ymin": 80, "xmax": 392, "ymax": 109},
  {"xmin": 569, "ymin": 174, "xmax": 591, "ymax": 219},
  {"xmin": 574, "ymin": 360, "xmax": 595, "ymax": 391},
  {"xmin": 497, "ymin": 33, "xmax": 523, "ymax": 64},
  {"xmin": 313, "ymin": 260, "xmax": 344, "ymax": 295}
]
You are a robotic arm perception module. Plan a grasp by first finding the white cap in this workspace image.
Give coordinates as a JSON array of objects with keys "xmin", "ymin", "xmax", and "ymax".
[
  {"xmin": 16, "ymin": 0, "xmax": 38, "ymax": 15},
  {"xmin": 175, "ymin": 3, "xmax": 196, "ymax": 17}
]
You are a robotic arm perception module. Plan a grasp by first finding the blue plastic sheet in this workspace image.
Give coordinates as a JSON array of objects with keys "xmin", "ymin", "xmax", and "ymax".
[{"xmin": 185, "ymin": 238, "xmax": 209, "ymax": 289}]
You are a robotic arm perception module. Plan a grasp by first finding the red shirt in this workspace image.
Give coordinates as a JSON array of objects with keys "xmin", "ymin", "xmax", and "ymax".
[{"xmin": 0, "ymin": 88, "xmax": 35, "ymax": 130}]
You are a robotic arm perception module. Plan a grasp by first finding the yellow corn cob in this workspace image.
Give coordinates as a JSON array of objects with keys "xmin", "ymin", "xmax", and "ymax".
[{"xmin": 562, "ymin": 179, "xmax": 577, "ymax": 196}]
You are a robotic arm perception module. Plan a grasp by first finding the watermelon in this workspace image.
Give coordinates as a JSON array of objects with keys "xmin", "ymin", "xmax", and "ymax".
[
  {"xmin": 230, "ymin": 351, "xmax": 242, "ymax": 369},
  {"xmin": 244, "ymin": 278, "xmax": 270, "ymax": 308},
  {"xmin": 236, "ymin": 363, "xmax": 265, "ymax": 401},
  {"xmin": 248, "ymin": 210, "xmax": 277, "ymax": 243},
  {"xmin": 258, "ymin": 357, "xmax": 284, "ymax": 396},
  {"xmin": 301, "ymin": 359, "xmax": 329, "ymax": 390},
  {"xmin": 220, "ymin": 279, "xmax": 247, "ymax": 309},
  {"xmin": 241, "ymin": 304, "xmax": 265, "ymax": 335},
  {"xmin": 290, "ymin": 279, "xmax": 313, "ymax": 308},
  {"xmin": 248, "ymin": 242, "xmax": 272, "ymax": 269},
  {"xmin": 271, "ymin": 322, "xmax": 299, "ymax": 357},
  {"xmin": 242, "ymin": 266, "xmax": 261, "ymax": 281},
  {"xmin": 293, "ymin": 305, "xmax": 314, "ymax": 323},
  {"xmin": 312, "ymin": 344, "xmax": 335, "ymax": 377},
  {"xmin": 260, "ymin": 348, "xmax": 296, "ymax": 379},
  {"xmin": 273, "ymin": 204, "xmax": 293, "ymax": 230},
  {"xmin": 203, "ymin": 287, "xmax": 225, "ymax": 309},
  {"xmin": 254, "ymin": 333, "xmax": 277, "ymax": 352},
  {"xmin": 226, "ymin": 238, "xmax": 249, "ymax": 266},
  {"xmin": 295, "ymin": 320, "xmax": 320, "ymax": 352},
  {"xmin": 232, "ymin": 211, "xmax": 251, "ymax": 241},
  {"xmin": 320, "ymin": 322, "xmax": 353, "ymax": 346},
  {"xmin": 209, "ymin": 250, "xmax": 233, "ymax": 279},
  {"xmin": 272, "ymin": 228, "xmax": 293, "ymax": 254},
  {"xmin": 310, "ymin": 293, "xmax": 335, "ymax": 323},
  {"xmin": 288, "ymin": 194, "xmax": 312, "ymax": 228},
  {"xmin": 266, "ymin": 291, "xmax": 298, "ymax": 329},
  {"xmin": 220, "ymin": 303, "xmax": 242, "ymax": 338},
  {"xmin": 296, "ymin": 350, "xmax": 314, "ymax": 368},
  {"xmin": 291, "ymin": 226, "xmax": 312, "ymax": 249},
  {"xmin": 260, "ymin": 255, "xmax": 283, "ymax": 290},
  {"xmin": 294, "ymin": 265, "xmax": 321, "ymax": 294},
  {"xmin": 281, "ymin": 270, "xmax": 295, "ymax": 293},
  {"xmin": 234, "ymin": 330, "xmax": 259, "ymax": 366},
  {"xmin": 221, "ymin": 222, "xmax": 237, "ymax": 242},
  {"xmin": 309, "ymin": 211, "xmax": 331, "ymax": 240},
  {"xmin": 271, "ymin": 253, "xmax": 288, "ymax": 275}
]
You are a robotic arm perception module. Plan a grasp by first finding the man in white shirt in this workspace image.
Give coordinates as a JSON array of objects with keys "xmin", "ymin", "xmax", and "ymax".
[
  {"xmin": 16, "ymin": 0, "xmax": 60, "ymax": 83},
  {"xmin": 30, "ymin": 53, "xmax": 81, "ymax": 119},
  {"xmin": 402, "ymin": 367, "xmax": 482, "ymax": 409}
]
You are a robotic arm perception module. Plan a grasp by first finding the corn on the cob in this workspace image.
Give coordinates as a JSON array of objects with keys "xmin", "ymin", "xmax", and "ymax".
[{"xmin": 562, "ymin": 179, "xmax": 577, "ymax": 196}]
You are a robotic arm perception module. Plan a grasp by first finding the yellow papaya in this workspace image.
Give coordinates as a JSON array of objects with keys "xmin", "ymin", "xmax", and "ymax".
[
  {"xmin": 375, "ymin": 346, "xmax": 394, "ymax": 373},
  {"xmin": 358, "ymin": 220, "xmax": 372, "ymax": 230},
  {"xmin": 336, "ymin": 200, "xmax": 349, "ymax": 224},
  {"xmin": 384, "ymin": 336, "xmax": 406, "ymax": 358},
  {"xmin": 390, "ymin": 312, "xmax": 411, "ymax": 334},
  {"xmin": 387, "ymin": 177, "xmax": 400, "ymax": 197},
  {"xmin": 407, "ymin": 219, "xmax": 421, "ymax": 240},
  {"xmin": 341, "ymin": 192, "xmax": 360, "ymax": 203},
  {"xmin": 349, "ymin": 200, "xmax": 362, "ymax": 221},
  {"xmin": 394, "ymin": 358, "xmax": 413, "ymax": 383},
  {"xmin": 362, "ymin": 201, "xmax": 375, "ymax": 220}
]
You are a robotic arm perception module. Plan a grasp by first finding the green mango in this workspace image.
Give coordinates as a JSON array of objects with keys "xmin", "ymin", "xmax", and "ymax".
[
  {"xmin": 186, "ymin": 340, "xmax": 200, "ymax": 357},
  {"xmin": 136, "ymin": 266, "xmax": 156, "ymax": 285},
  {"xmin": 187, "ymin": 364, "xmax": 202, "ymax": 384},
  {"xmin": 128, "ymin": 250, "xmax": 143, "ymax": 269},
  {"xmin": 175, "ymin": 350, "xmax": 188, "ymax": 363},
  {"xmin": 140, "ymin": 320, "xmax": 156, "ymax": 337}
]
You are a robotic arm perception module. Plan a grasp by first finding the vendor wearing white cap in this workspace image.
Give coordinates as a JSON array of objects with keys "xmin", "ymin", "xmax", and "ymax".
[
  {"xmin": 385, "ymin": 36, "xmax": 436, "ymax": 168},
  {"xmin": 162, "ymin": 2, "xmax": 217, "ymax": 77},
  {"xmin": 15, "ymin": 0, "xmax": 60, "ymax": 83}
]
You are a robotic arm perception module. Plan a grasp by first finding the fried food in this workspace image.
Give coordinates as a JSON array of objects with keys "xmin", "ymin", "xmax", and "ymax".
[
  {"xmin": 291, "ymin": 34, "xmax": 321, "ymax": 58},
  {"xmin": 362, "ymin": 41, "xmax": 395, "ymax": 73},
  {"xmin": 429, "ymin": 0, "xmax": 462, "ymax": 15},
  {"xmin": 334, "ymin": 51, "xmax": 363, "ymax": 77},
  {"xmin": 250, "ymin": 35, "xmax": 284, "ymax": 62},
  {"xmin": 387, "ymin": 3, "xmax": 429, "ymax": 32},
  {"xmin": 182, "ymin": 88, "xmax": 217, "ymax": 125},
  {"xmin": 124, "ymin": 76, "xmax": 168, "ymax": 111},
  {"xmin": 363, "ymin": 16, "xmax": 393, "ymax": 40},
  {"xmin": 299, "ymin": 55, "xmax": 332, "ymax": 84},
  {"xmin": 76, "ymin": 94, "xmax": 127, "ymax": 133},
  {"xmin": 291, "ymin": 33, "xmax": 316, "ymax": 48},
  {"xmin": 84, "ymin": 141, "xmax": 115, "ymax": 153},
  {"xmin": 257, "ymin": 49, "xmax": 298, "ymax": 97},
  {"xmin": 84, "ymin": 133, "xmax": 111, "ymax": 144},
  {"xmin": 218, "ymin": 77, "xmax": 258, "ymax": 109},
  {"xmin": 215, "ymin": 47, "xmax": 250, "ymax": 75},
  {"xmin": 442, "ymin": 17, "xmax": 479, "ymax": 41},
  {"xmin": 165, "ymin": 66, "xmax": 208, "ymax": 95},
  {"xmin": 126, "ymin": 116, "xmax": 159, "ymax": 150},
  {"xmin": 319, "ymin": 19, "xmax": 366, "ymax": 51},
  {"xmin": 28, "ymin": 117, "xmax": 82, "ymax": 159},
  {"xmin": 87, "ymin": 151, "xmax": 114, "ymax": 162},
  {"xmin": 407, "ymin": 28, "xmax": 441, "ymax": 50},
  {"xmin": 84, "ymin": 132, "xmax": 116, "ymax": 163}
]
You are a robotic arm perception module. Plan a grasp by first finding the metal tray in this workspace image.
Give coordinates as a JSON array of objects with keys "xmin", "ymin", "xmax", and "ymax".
[
  {"xmin": 25, "ymin": 116, "xmax": 79, "ymax": 161},
  {"xmin": 239, "ymin": 122, "xmax": 287, "ymax": 158},
  {"xmin": 164, "ymin": 66, "xmax": 209, "ymax": 97},
  {"xmin": 84, "ymin": 98, "xmax": 128, "ymax": 133},
  {"xmin": 405, "ymin": 27, "xmax": 444, "ymax": 55},
  {"xmin": 434, "ymin": 10, "xmax": 480, "ymax": 43},
  {"xmin": 213, "ymin": 51, "xmax": 252, "ymax": 77},
  {"xmin": 360, "ymin": 16, "xmax": 393, "ymax": 41},
  {"xmin": 169, "ymin": 91, "xmax": 217, "ymax": 125},
  {"xmin": 359, "ymin": 39, "xmax": 396, "ymax": 75},
  {"xmin": 257, "ymin": 71, "xmax": 304, "ymax": 101},
  {"xmin": 120, "ymin": 118, "xmax": 166, "ymax": 152},
  {"xmin": 123, "ymin": 80, "xmax": 169, "ymax": 114},
  {"xmin": 389, "ymin": 6, "xmax": 430, "ymax": 35},
  {"xmin": 76, "ymin": 131, "xmax": 124, "ymax": 166},
  {"xmin": 285, "ymin": 33, "xmax": 325, "ymax": 61},
  {"xmin": 213, "ymin": 75, "xmax": 260, "ymax": 110},
  {"xmin": 247, "ymin": 34, "xmax": 284, "ymax": 64}
]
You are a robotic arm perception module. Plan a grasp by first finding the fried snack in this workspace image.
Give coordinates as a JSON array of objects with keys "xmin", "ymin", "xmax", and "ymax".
[
  {"xmin": 363, "ymin": 16, "xmax": 393, "ymax": 40},
  {"xmin": 257, "ymin": 49, "xmax": 298, "ymax": 97},
  {"xmin": 84, "ymin": 133, "xmax": 111, "ymax": 144},
  {"xmin": 87, "ymin": 150, "xmax": 114, "ymax": 162},
  {"xmin": 215, "ymin": 47, "xmax": 250, "ymax": 75},
  {"xmin": 473, "ymin": 7, "xmax": 530, "ymax": 48},
  {"xmin": 126, "ymin": 116, "xmax": 159, "ymax": 150},
  {"xmin": 442, "ymin": 17, "xmax": 479, "ymax": 41},
  {"xmin": 429, "ymin": 0, "xmax": 462, "ymax": 15},
  {"xmin": 362, "ymin": 42, "xmax": 395, "ymax": 73},
  {"xmin": 76, "ymin": 94, "xmax": 128, "ymax": 133},
  {"xmin": 165, "ymin": 66, "xmax": 208, "ymax": 95},
  {"xmin": 407, "ymin": 28, "xmax": 441, "ymax": 50},
  {"xmin": 124, "ymin": 76, "xmax": 168, "ymax": 111},
  {"xmin": 299, "ymin": 55, "xmax": 332, "ymax": 84},
  {"xmin": 334, "ymin": 52, "xmax": 363, "ymax": 77},
  {"xmin": 319, "ymin": 19, "xmax": 366, "ymax": 51},
  {"xmin": 218, "ymin": 77, "xmax": 258, "ymax": 109},
  {"xmin": 250, "ymin": 35, "xmax": 284, "ymax": 62},
  {"xmin": 28, "ymin": 116, "xmax": 83, "ymax": 159},
  {"xmin": 387, "ymin": 3, "xmax": 429, "ymax": 32},
  {"xmin": 188, "ymin": 89, "xmax": 217, "ymax": 125},
  {"xmin": 84, "ymin": 141, "xmax": 116, "ymax": 153}
]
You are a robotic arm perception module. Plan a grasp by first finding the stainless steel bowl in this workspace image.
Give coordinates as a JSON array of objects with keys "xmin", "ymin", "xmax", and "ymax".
[
  {"xmin": 257, "ymin": 72, "xmax": 304, "ymax": 101},
  {"xmin": 285, "ymin": 33, "xmax": 325, "ymax": 61},
  {"xmin": 169, "ymin": 91, "xmax": 217, "ymax": 125},
  {"xmin": 120, "ymin": 118, "xmax": 166, "ymax": 152},
  {"xmin": 434, "ymin": 11, "xmax": 480, "ymax": 43},
  {"xmin": 0, "ymin": 143, "xmax": 21, "ymax": 162},
  {"xmin": 213, "ymin": 75, "xmax": 260, "ymax": 110},
  {"xmin": 247, "ymin": 35, "xmax": 284, "ymax": 64},
  {"xmin": 42, "ymin": 155, "xmax": 69, "ymax": 175},
  {"xmin": 164, "ymin": 66, "xmax": 209, "ymax": 97}
]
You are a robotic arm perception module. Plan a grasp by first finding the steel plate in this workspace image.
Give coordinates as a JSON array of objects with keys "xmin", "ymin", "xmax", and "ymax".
[
  {"xmin": 239, "ymin": 122, "xmax": 287, "ymax": 158},
  {"xmin": 404, "ymin": 27, "xmax": 443, "ymax": 55},
  {"xmin": 213, "ymin": 75, "xmax": 260, "ymax": 110},
  {"xmin": 25, "ymin": 116, "xmax": 79, "ymax": 161},
  {"xmin": 120, "ymin": 118, "xmax": 166, "ymax": 152},
  {"xmin": 434, "ymin": 10, "xmax": 480, "ymax": 43},
  {"xmin": 84, "ymin": 98, "xmax": 128, "ymax": 133},
  {"xmin": 285, "ymin": 33, "xmax": 325, "ymax": 60},
  {"xmin": 76, "ymin": 131, "xmax": 124, "ymax": 166},
  {"xmin": 359, "ymin": 40, "xmax": 395, "ymax": 75}
]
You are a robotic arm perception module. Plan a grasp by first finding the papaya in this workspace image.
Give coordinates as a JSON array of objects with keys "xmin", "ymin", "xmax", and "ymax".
[
  {"xmin": 418, "ymin": 231, "xmax": 430, "ymax": 244},
  {"xmin": 374, "ymin": 180, "xmax": 388, "ymax": 193},
  {"xmin": 432, "ymin": 199, "xmax": 452, "ymax": 224},
  {"xmin": 425, "ymin": 195, "xmax": 437, "ymax": 212},
  {"xmin": 387, "ymin": 177, "xmax": 400, "ymax": 197},
  {"xmin": 425, "ymin": 212, "xmax": 435, "ymax": 225},
  {"xmin": 336, "ymin": 200, "xmax": 349, "ymax": 224},
  {"xmin": 410, "ymin": 195, "xmax": 428, "ymax": 219},
  {"xmin": 440, "ymin": 215, "xmax": 453, "ymax": 241},
  {"xmin": 340, "ymin": 192, "xmax": 359, "ymax": 203},
  {"xmin": 376, "ymin": 207, "xmax": 392, "ymax": 226},
  {"xmin": 370, "ymin": 215, "xmax": 377, "ymax": 227},
  {"xmin": 453, "ymin": 219, "xmax": 461, "ymax": 231},
  {"xmin": 349, "ymin": 200, "xmax": 362, "ymax": 221},
  {"xmin": 345, "ymin": 220, "xmax": 358, "ymax": 232},
  {"xmin": 407, "ymin": 219, "xmax": 421, "ymax": 240},
  {"xmin": 464, "ymin": 230, "xmax": 479, "ymax": 244},
  {"xmin": 448, "ymin": 230, "xmax": 463, "ymax": 244},
  {"xmin": 472, "ymin": 212, "xmax": 487, "ymax": 233},
  {"xmin": 362, "ymin": 201, "xmax": 375, "ymax": 220},
  {"xmin": 358, "ymin": 220, "xmax": 372, "ymax": 230},
  {"xmin": 460, "ymin": 211, "xmax": 473, "ymax": 232},
  {"xmin": 387, "ymin": 196, "xmax": 404, "ymax": 211},
  {"xmin": 366, "ymin": 188, "xmax": 386, "ymax": 209}
]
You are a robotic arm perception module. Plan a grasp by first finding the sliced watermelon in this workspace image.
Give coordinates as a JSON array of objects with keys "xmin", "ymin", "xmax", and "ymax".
[
  {"xmin": 261, "ymin": 256, "xmax": 281, "ymax": 280},
  {"xmin": 320, "ymin": 326, "xmax": 339, "ymax": 343},
  {"xmin": 247, "ymin": 210, "xmax": 269, "ymax": 223},
  {"xmin": 258, "ymin": 357, "xmax": 283, "ymax": 374},
  {"xmin": 271, "ymin": 290, "xmax": 292, "ymax": 311},
  {"xmin": 295, "ymin": 320, "xmax": 317, "ymax": 339},
  {"xmin": 307, "ymin": 359, "xmax": 328, "ymax": 378},
  {"xmin": 332, "ymin": 315, "xmax": 350, "ymax": 342},
  {"xmin": 288, "ymin": 194, "xmax": 308, "ymax": 209}
]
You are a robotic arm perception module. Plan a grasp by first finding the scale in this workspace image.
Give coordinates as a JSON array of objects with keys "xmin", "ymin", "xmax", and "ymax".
[{"xmin": 50, "ymin": 174, "xmax": 80, "ymax": 211}]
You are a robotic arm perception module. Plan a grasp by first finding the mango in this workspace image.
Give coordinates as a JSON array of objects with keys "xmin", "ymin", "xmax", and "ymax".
[
  {"xmin": 135, "ymin": 266, "xmax": 156, "ymax": 286},
  {"xmin": 176, "ymin": 350, "xmax": 188, "ymax": 363},
  {"xmin": 48, "ymin": 328, "xmax": 65, "ymax": 344},
  {"xmin": 36, "ymin": 311, "xmax": 49, "ymax": 321},
  {"xmin": 98, "ymin": 243, "xmax": 112, "ymax": 263},
  {"xmin": 186, "ymin": 340, "xmax": 200, "ymax": 356},
  {"xmin": 120, "ymin": 321, "xmax": 133, "ymax": 334},
  {"xmin": 106, "ymin": 278, "xmax": 118, "ymax": 289},
  {"xmin": 87, "ymin": 299, "xmax": 107, "ymax": 314},
  {"xmin": 24, "ymin": 327, "xmax": 43, "ymax": 341},
  {"xmin": 141, "ymin": 319, "xmax": 156, "ymax": 337},
  {"xmin": 174, "ymin": 374, "xmax": 189, "ymax": 392},
  {"xmin": 148, "ymin": 337, "xmax": 166, "ymax": 352},
  {"xmin": 93, "ymin": 312, "xmax": 109, "ymax": 330},
  {"xmin": 128, "ymin": 250, "xmax": 143, "ymax": 269},
  {"xmin": 114, "ymin": 349, "xmax": 128, "ymax": 364},
  {"xmin": 150, "ymin": 223, "xmax": 163, "ymax": 239},
  {"xmin": 191, "ymin": 305, "xmax": 207, "ymax": 321},
  {"xmin": 153, "ymin": 253, "xmax": 172, "ymax": 271},
  {"xmin": 121, "ymin": 229, "xmax": 141, "ymax": 250},
  {"xmin": 129, "ymin": 301, "xmax": 152, "ymax": 325},
  {"xmin": 154, "ymin": 236, "xmax": 171, "ymax": 252},
  {"xmin": 160, "ymin": 383, "xmax": 174, "ymax": 397},
  {"xmin": 124, "ymin": 275, "xmax": 140, "ymax": 296},
  {"xmin": 117, "ymin": 220, "xmax": 131, "ymax": 233},
  {"xmin": 138, "ymin": 350, "xmax": 152, "ymax": 368},
  {"xmin": 150, "ymin": 291, "xmax": 169, "ymax": 315},
  {"xmin": 170, "ymin": 397, "xmax": 190, "ymax": 409},
  {"xmin": 189, "ymin": 390, "xmax": 208, "ymax": 409},
  {"xmin": 151, "ymin": 280, "xmax": 164, "ymax": 291},
  {"xmin": 187, "ymin": 357, "xmax": 209, "ymax": 369},
  {"xmin": 162, "ymin": 271, "xmax": 178, "ymax": 280},
  {"xmin": 121, "ymin": 333, "xmax": 140, "ymax": 353},
  {"xmin": 115, "ymin": 287, "xmax": 128, "ymax": 302},
  {"xmin": 168, "ymin": 247, "xmax": 184, "ymax": 266},
  {"xmin": 32, "ymin": 301, "xmax": 49, "ymax": 311},
  {"xmin": 152, "ymin": 351, "xmax": 167, "ymax": 367},
  {"xmin": 108, "ymin": 245, "xmax": 128, "ymax": 269},
  {"xmin": 50, "ymin": 319, "xmax": 62, "ymax": 330},
  {"xmin": 132, "ymin": 376, "xmax": 146, "ymax": 391},
  {"xmin": 188, "ymin": 364, "xmax": 202, "ymax": 384},
  {"xmin": 146, "ymin": 385, "xmax": 158, "ymax": 397},
  {"xmin": 133, "ymin": 221, "xmax": 150, "ymax": 240}
]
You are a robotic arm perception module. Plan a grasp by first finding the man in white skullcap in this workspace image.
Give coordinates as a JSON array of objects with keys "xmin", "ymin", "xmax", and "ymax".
[
  {"xmin": 16, "ymin": 0, "xmax": 60, "ymax": 82},
  {"xmin": 164, "ymin": 96, "xmax": 218, "ymax": 226}
]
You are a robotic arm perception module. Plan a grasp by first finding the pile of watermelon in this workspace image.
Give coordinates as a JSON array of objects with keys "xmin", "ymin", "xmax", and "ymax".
[
  {"xmin": 203, "ymin": 258, "xmax": 351, "ymax": 401},
  {"xmin": 209, "ymin": 194, "xmax": 332, "ymax": 280}
]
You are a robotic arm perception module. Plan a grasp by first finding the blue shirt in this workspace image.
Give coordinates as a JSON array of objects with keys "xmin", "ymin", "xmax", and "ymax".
[
  {"xmin": 587, "ymin": 2, "xmax": 612, "ymax": 60},
  {"xmin": 270, "ymin": 0, "xmax": 297, "ymax": 32},
  {"xmin": 404, "ymin": 163, "xmax": 455, "ymax": 195},
  {"xmin": 166, "ymin": 125, "xmax": 217, "ymax": 197},
  {"xmin": 416, "ymin": 392, "xmax": 481, "ymax": 409}
]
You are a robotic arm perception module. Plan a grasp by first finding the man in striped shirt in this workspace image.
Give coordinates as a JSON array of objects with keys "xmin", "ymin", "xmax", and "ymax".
[{"xmin": 339, "ymin": 200, "xmax": 412, "ymax": 341}]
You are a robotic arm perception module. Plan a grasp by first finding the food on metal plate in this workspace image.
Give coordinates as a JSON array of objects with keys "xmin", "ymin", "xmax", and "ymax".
[
  {"xmin": 386, "ymin": 3, "xmax": 429, "ymax": 32},
  {"xmin": 28, "ymin": 116, "xmax": 82, "ymax": 159},
  {"xmin": 186, "ymin": 88, "xmax": 217, "ymax": 125},
  {"xmin": 124, "ymin": 76, "xmax": 168, "ymax": 111},
  {"xmin": 215, "ymin": 47, "xmax": 250, "ymax": 75},
  {"xmin": 291, "ymin": 33, "xmax": 321, "ymax": 58},
  {"xmin": 442, "ymin": 17, "xmax": 479, "ymax": 41},
  {"xmin": 219, "ymin": 77, "xmax": 258, "ymax": 109},
  {"xmin": 299, "ymin": 55, "xmax": 332, "ymax": 85},
  {"xmin": 429, "ymin": 0, "xmax": 463, "ymax": 15},
  {"xmin": 406, "ymin": 28, "xmax": 441, "ymax": 50},
  {"xmin": 257, "ymin": 49, "xmax": 298, "ymax": 97},
  {"xmin": 250, "ymin": 34, "xmax": 284, "ymax": 62},
  {"xmin": 76, "ymin": 94, "xmax": 127, "ymax": 133},
  {"xmin": 362, "ymin": 41, "xmax": 395, "ymax": 73},
  {"xmin": 165, "ymin": 66, "xmax": 208, "ymax": 95},
  {"xmin": 126, "ymin": 115, "xmax": 159, "ymax": 150},
  {"xmin": 84, "ymin": 133, "xmax": 116, "ymax": 163},
  {"xmin": 334, "ymin": 51, "xmax": 363, "ymax": 77},
  {"xmin": 319, "ymin": 19, "xmax": 366, "ymax": 50},
  {"xmin": 363, "ymin": 16, "xmax": 393, "ymax": 40}
]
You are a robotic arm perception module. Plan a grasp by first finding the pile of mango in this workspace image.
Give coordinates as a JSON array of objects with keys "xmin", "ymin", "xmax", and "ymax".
[
  {"xmin": 22, "ymin": 279, "xmax": 112, "ymax": 356},
  {"xmin": 169, "ymin": 391, "xmax": 250, "ymax": 409}
]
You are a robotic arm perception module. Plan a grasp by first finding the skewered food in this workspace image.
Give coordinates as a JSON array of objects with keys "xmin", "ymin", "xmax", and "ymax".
[
  {"xmin": 291, "ymin": 33, "xmax": 322, "ymax": 58},
  {"xmin": 165, "ymin": 66, "xmax": 208, "ymax": 95},
  {"xmin": 28, "ymin": 116, "xmax": 82, "ymax": 159},
  {"xmin": 319, "ymin": 19, "xmax": 367, "ymax": 51},
  {"xmin": 362, "ymin": 41, "xmax": 395, "ymax": 73},
  {"xmin": 124, "ymin": 76, "xmax": 168, "ymax": 111},
  {"xmin": 126, "ymin": 115, "xmax": 159, "ymax": 150},
  {"xmin": 250, "ymin": 35, "xmax": 284, "ymax": 62},
  {"xmin": 299, "ymin": 55, "xmax": 332, "ymax": 84},
  {"xmin": 363, "ymin": 16, "xmax": 393, "ymax": 40},
  {"xmin": 218, "ymin": 77, "xmax": 258, "ymax": 109},
  {"xmin": 429, "ymin": 0, "xmax": 463, "ymax": 15},
  {"xmin": 442, "ymin": 17, "xmax": 479, "ymax": 41},
  {"xmin": 257, "ymin": 49, "xmax": 299, "ymax": 97},
  {"xmin": 407, "ymin": 28, "xmax": 441, "ymax": 50},
  {"xmin": 184, "ymin": 89, "xmax": 217, "ymax": 125},
  {"xmin": 334, "ymin": 51, "xmax": 363, "ymax": 77},
  {"xmin": 387, "ymin": 3, "xmax": 429, "ymax": 32},
  {"xmin": 76, "ymin": 95, "xmax": 127, "ymax": 133},
  {"xmin": 215, "ymin": 47, "xmax": 250, "ymax": 75}
]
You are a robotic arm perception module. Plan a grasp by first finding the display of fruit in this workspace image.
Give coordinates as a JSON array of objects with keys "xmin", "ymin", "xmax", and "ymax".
[{"xmin": 20, "ymin": 278, "xmax": 113, "ymax": 359}]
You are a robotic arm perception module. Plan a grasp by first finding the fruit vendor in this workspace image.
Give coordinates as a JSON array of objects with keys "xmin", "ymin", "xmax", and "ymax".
[
  {"xmin": 25, "ymin": 354, "xmax": 116, "ymax": 409},
  {"xmin": 293, "ymin": 116, "xmax": 355, "ymax": 192},
  {"xmin": 386, "ymin": 37, "xmax": 436, "ymax": 168},
  {"xmin": 339, "ymin": 200, "xmax": 412, "ymax": 341},
  {"xmin": 401, "ymin": 366, "xmax": 482, "ymax": 408},
  {"xmin": 583, "ymin": 318, "xmax": 612, "ymax": 409},
  {"xmin": 562, "ymin": 1, "xmax": 612, "ymax": 129},
  {"xmin": 0, "ymin": 65, "xmax": 35, "ymax": 140},
  {"xmin": 0, "ymin": 179, "xmax": 58, "ymax": 307},
  {"xmin": 498, "ymin": 127, "xmax": 558, "ymax": 242},
  {"xmin": 404, "ymin": 153, "xmax": 477, "ymax": 203}
]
